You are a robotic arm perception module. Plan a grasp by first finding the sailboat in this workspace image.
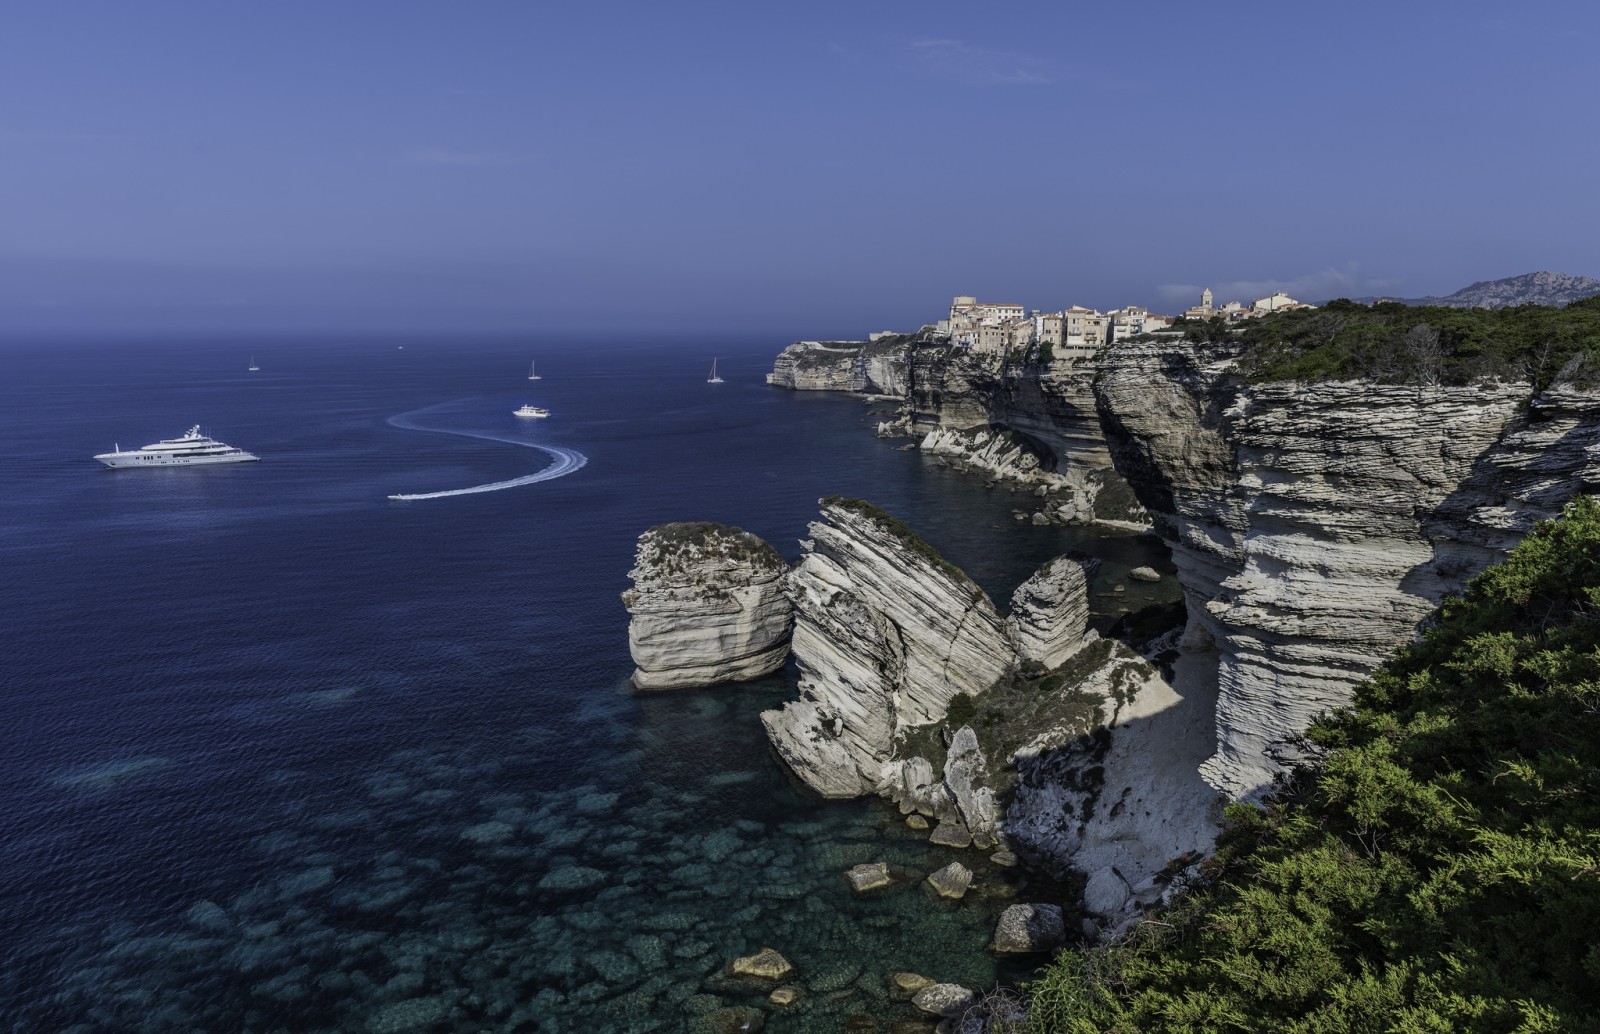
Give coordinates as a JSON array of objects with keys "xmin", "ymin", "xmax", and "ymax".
[
  {"xmin": 707, "ymin": 359, "xmax": 724, "ymax": 384},
  {"xmin": 248, "ymin": 357, "xmax": 260, "ymax": 372},
  {"xmin": 528, "ymin": 361, "xmax": 541, "ymax": 381}
]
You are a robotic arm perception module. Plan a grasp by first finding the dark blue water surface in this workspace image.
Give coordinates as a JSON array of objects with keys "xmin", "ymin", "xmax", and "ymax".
[{"xmin": 0, "ymin": 337, "xmax": 1169, "ymax": 1033}]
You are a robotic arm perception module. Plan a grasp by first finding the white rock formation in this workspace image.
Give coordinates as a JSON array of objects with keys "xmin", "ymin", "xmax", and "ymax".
[
  {"xmin": 766, "ymin": 339, "xmax": 912, "ymax": 394},
  {"xmin": 760, "ymin": 501, "xmax": 1013, "ymax": 797},
  {"xmin": 1006, "ymin": 555, "xmax": 1100, "ymax": 670},
  {"xmin": 1098, "ymin": 338, "xmax": 1600, "ymax": 798},
  {"xmin": 622, "ymin": 523, "xmax": 792, "ymax": 690}
]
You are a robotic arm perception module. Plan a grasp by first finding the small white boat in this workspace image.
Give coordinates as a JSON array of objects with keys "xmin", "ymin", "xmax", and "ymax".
[
  {"xmin": 707, "ymin": 359, "xmax": 724, "ymax": 384},
  {"xmin": 514, "ymin": 404, "xmax": 550, "ymax": 418},
  {"xmin": 528, "ymin": 361, "xmax": 541, "ymax": 381},
  {"xmin": 248, "ymin": 357, "xmax": 260, "ymax": 372}
]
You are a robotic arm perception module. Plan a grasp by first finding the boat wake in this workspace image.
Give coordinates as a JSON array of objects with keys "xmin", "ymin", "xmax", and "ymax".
[{"xmin": 385, "ymin": 404, "xmax": 588, "ymax": 501}]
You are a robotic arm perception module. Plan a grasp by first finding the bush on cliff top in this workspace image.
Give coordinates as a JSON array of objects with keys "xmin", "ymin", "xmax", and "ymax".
[
  {"xmin": 642, "ymin": 522, "xmax": 784, "ymax": 569},
  {"xmin": 1026, "ymin": 495, "xmax": 1600, "ymax": 1033},
  {"xmin": 1226, "ymin": 297, "xmax": 1600, "ymax": 389}
]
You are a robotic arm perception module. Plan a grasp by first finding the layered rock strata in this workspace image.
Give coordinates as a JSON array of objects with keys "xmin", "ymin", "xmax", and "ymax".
[
  {"xmin": 622, "ymin": 523, "xmax": 792, "ymax": 690},
  {"xmin": 1097, "ymin": 338, "xmax": 1600, "ymax": 798},
  {"xmin": 766, "ymin": 339, "xmax": 914, "ymax": 395},
  {"xmin": 770, "ymin": 340, "xmax": 1148, "ymax": 527},
  {"xmin": 1006, "ymin": 555, "xmax": 1100, "ymax": 670},
  {"xmin": 760, "ymin": 501, "xmax": 1013, "ymax": 797}
]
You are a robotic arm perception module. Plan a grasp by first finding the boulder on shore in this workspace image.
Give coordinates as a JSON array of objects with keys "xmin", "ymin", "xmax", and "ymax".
[
  {"xmin": 623, "ymin": 522, "xmax": 792, "ymax": 690},
  {"xmin": 990, "ymin": 903, "xmax": 1065, "ymax": 954}
]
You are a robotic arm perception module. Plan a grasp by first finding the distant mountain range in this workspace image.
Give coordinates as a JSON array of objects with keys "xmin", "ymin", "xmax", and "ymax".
[{"xmin": 1354, "ymin": 271, "xmax": 1600, "ymax": 309}]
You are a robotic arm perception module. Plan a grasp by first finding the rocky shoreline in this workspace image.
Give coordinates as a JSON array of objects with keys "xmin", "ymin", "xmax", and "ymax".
[{"xmin": 615, "ymin": 330, "xmax": 1600, "ymax": 1022}]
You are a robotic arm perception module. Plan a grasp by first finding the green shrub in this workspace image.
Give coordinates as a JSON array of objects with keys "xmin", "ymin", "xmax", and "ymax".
[{"xmin": 1026, "ymin": 496, "xmax": 1600, "ymax": 1032}]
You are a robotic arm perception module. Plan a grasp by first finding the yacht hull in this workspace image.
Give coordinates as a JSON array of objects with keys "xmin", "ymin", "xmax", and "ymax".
[{"xmin": 96, "ymin": 451, "xmax": 260, "ymax": 468}]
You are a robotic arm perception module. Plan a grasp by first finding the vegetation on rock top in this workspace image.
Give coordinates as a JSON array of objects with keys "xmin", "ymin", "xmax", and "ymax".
[
  {"xmin": 1191, "ymin": 296, "xmax": 1600, "ymax": 389},
  {"xmin": 1024, "ymin": 496, "xmax": 1600, "ymax": 1033},
  {"xmin": 637, "ymin": 522, "xmax": 785, "ymax": 577}
]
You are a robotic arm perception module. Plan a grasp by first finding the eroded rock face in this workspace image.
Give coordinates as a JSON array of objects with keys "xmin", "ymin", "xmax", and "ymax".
[
  {"xmin": 760, "ymin": 502, "xmax": 1013, "ymax": 798},
  {"xmin": 1006, "ymin": 555, "xmax": 1100, "ymax": 670},
  {"xmin": 622, "ymin": 523, "xmax": 792, "ymax": 691},
  {"xmin": 1097, "ymin": 338, "xmax": 1600, "ymax": 798},
  {"xmin": 766, "ymin": 339, "xmax": 913, "ymax": 394}
]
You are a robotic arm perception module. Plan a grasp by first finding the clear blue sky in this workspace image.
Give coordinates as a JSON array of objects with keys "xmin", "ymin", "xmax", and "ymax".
[{"xmin": 2, "ymin": 1, "xmax": 1596, "ymax": 337}]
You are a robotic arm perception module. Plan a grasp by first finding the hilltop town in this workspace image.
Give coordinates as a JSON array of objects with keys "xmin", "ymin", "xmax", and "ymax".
[{"xmin": 867, "ymin": 289, "xmax": 1316, "ymax": 360}]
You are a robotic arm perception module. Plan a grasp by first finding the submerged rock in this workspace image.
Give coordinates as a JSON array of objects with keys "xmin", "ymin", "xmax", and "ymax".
[
  {"xmin": 911, "ymin": 983, "xmax": 978, "ymax": 1018},
  {"xmin": 762, "ymin": 500, "xmax": 1012, "ymax": 797},
  {"xmin": 623, "ymin": 522, "xmax": 792, "ymax": 691},
  {"xmin": 889, "ymin": 971, "xmax": 936, "ymax": 997},
  {"xmin": 845, "ymin": 862, "xmax": 892, "ymax": 893},
  {"xmin": 729, "ymin": 947, "xmax": 794, "ymax": 981},
  {"xmin": 768, "ymin": 986, "xmax": 801, "ymax": 1007},
  {"xmin": 1128, "ymin": 566, "xmax": 1161, "ymax": 583}
]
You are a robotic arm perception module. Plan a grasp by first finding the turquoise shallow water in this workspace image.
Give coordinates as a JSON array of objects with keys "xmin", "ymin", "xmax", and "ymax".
[{"xmin": 0, "ymin": 335, "xmax": 1171, "ymax": 1032}]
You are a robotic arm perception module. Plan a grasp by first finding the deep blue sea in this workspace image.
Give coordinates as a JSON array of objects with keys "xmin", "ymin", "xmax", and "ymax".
[{"xmin": 0, "ymin": 336, "xmax": 1170, "ymax": 1033}]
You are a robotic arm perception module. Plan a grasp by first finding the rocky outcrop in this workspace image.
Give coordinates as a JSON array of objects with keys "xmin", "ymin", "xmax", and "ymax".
[
  {"xmin": 622, "ymin": 523, "xmax": 793, "ymax": 691},
  {"xmin": 1006, "ymin": 556, "xmax": 1099, "ymax": 670},
  {"xmin": 879, "ymin": 727, "xmax": 1003, "ymax": 849},
  {"xmin": 760, "ymin": 501, "xmax": 1013, "ymax": 797},
  {"xmin": 1097, "ymin": 337, "xmax": 1600, "ymax": 798},
  {"xmin": 766, "ymin": 338, "xmax": 915, "ymax": 394}
]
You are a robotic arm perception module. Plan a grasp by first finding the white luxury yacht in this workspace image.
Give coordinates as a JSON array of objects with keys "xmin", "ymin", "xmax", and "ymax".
[
  {"xmin": 514, "ymin": 404, "xmax": 550, "ymax": 418},
  {"xmin": 95, "ymin": 426, "xmax": 261, "ymax": 468}
]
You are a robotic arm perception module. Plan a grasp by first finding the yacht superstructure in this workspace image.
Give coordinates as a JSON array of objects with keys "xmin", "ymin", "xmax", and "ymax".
[{"xmin": 95, "ymin": 426, "xmax": 260, "ymax": 468}]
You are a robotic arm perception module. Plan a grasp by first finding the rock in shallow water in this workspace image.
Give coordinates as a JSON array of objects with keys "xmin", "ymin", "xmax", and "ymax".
[
  {"xmin": 990, "ymin": 903, "xmax": 1065, "ymax": 954},
  {"xmin": 623, "ymin": 522, "xmax": 792, "ymax": 691},
  {"xmin": 911, "ymin": 983, "xmax": 977, "ymax": 1018},
  {"xmin": 729, "ymin": 947, "xmax": 794, "ymax": 981},
  {"xmin": 845, "ymin": 862, "xmax": 892, "ymax": 893},
  {"xmin": 925, "ymin": 862, "xmax": 973, "ymax": 900}
]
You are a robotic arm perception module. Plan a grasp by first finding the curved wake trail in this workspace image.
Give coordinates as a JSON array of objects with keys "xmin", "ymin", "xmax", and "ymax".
[{"xmin": 385, "ymin": 404, "xmax": 588, "ymax": 501}]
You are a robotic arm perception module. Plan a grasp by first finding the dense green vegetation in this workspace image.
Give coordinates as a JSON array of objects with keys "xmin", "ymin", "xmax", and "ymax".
[
  {"xmin": 1025, "ymin": 497, "xmax": 1600, "ymax": 1033},
  {"xmin": 1180, "ymin": 296, "xmax": 1600, "ymax": 388}
]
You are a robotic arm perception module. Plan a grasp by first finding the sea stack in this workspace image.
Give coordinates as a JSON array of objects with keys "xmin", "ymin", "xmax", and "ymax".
[
  {"xmin": 622, "ymin": 522, "xmax": 793, "ymax": 690},
  {"xmin": 761, "ymin": 498, "xmax": 1013, "ymax": 797}
]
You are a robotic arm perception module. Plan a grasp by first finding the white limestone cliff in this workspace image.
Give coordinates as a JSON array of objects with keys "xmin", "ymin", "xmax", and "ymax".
[
  {"xmin": 622, "ymin": 523, "xmax": 793, "ymax": 691},
  {"xmin": 765, "ymin": 339, "xmax": 913, "ymax": 395},
  {"xmin": 1006, "ymin": 555, "xmax": 1099, "ymax": 670},
  {"xmin": 760, "ymin": 500, "xmax": 1013, "ymax": 797},
  {"xmin": 1097, "ymin": 338, "xmax": 1600, "ymax": 798}
]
